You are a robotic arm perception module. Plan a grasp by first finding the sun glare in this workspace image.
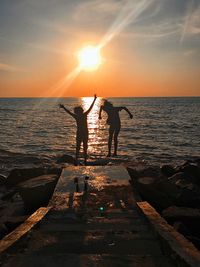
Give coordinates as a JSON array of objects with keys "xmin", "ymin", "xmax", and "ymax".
[{"xmin": 78, "ymin": 45, "xmax": 101, "ymax": 71}]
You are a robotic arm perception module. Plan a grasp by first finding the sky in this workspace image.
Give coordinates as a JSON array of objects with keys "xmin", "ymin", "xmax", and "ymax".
[{"xmin": 0, "ymin": 0, "xmax": 200, "ymax": 97}]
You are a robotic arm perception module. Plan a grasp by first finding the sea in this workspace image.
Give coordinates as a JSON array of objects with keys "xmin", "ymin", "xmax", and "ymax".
[{"xmin": 0, "ymin": 97, "xmax": 199, "ymax": 174}]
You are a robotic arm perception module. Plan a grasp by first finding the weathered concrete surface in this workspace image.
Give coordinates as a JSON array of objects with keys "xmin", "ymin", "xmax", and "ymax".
[
  {"xmin": 0, "ymin": 207, "xmax": 51, "ymax": 253},
  {"xmin": 0, "ymin": 166, "xmax": 175, "ymax": 267}
]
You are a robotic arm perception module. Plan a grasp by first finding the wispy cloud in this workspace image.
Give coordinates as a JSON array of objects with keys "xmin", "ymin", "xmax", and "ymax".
[
  {"xmin": 180, "ymin": 2, "xmax": 200, "ymax": 42},
  {"xmin": 73, "ymin": 0, "xmax": 123, "ymax": 22},
  {"xmin": 0, "ymin": 62, "xmax": 25, "ymax": 72}
]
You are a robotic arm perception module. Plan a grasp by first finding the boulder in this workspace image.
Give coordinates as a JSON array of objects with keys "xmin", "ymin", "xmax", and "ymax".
[
  {"xmin": 4, "ymin": 215, "xmax": 29, "ymax": 231},
  {"xmin": 127, "ymin": 166, "xmax": 160, "ymax": 180},
  {"xmin": 1, "ymin": 189, "xmax": 17, "ymax": 201},
  {"xmin": 0, "ymin": 174, "xmax": 6, "ymax": 186},
  {"xmin": 156, "ymin": 176, "xmax": 180, "ymax": 199},
  {"xmin": 162, "ymin": 206, "xmax": 200, "ymax": 220},
  {"xmin": 168, "ymin": 172, "xmax": 184, "ymax": 183},
  {"xmin": 175, "ymin": 188, "xmax": 200, "ymax": 208},
  {"xmin": 0, "ymin": 223, "xmax": 8, "ymax": 239},
  {"xmin": 56, "ymin": 154, "xmax": 76, "ymax": 165},
  {"xmin": 5, "ymin": 167, "xmax": 62, "ymax": 188},
  {"xmin": 182, "ymin": 163, "xmax": 200, "ymax": 184},
  {"xmin": 161, "ymin": 165, "xmax": 176, "ymax": 177},
  {"xmin": 127, "ymin": 167, "xmax": 139, "ymax": 179},
  {"xmin": 136, "ymin": 176, "xmax": 173, "ymax": 211},
  {"xmin": 18, "ymin": 174, "xmax": 59, "ymax": 210},
  {"xmin": 6, "ymin": 168, "xmax": 45, "ymax": 188}
]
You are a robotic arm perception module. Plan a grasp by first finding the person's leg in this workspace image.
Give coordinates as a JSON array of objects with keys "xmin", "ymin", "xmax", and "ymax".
[
  {"xmin": 83, "ymin": 135, "xmax": 88, "ymax": 165},
  {"xmin": 113, "ymin": 126, "xmax": 121, "ymax": 156},
  {"xmin": 76, "ymin": 135, "xmax": 81, "ymax": 163},
  {"xmin": 107, "ymin": 126, "xmax": 114, "ymax": 157}
]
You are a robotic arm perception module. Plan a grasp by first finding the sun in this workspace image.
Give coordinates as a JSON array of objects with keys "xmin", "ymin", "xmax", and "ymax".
[{"xmin": 78, "ymin": 45, "xmax": 101, "ymax": 71}]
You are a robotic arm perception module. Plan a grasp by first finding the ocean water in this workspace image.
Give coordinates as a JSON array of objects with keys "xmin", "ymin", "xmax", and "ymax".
[{"xmin": 0, "ymin": 97, "xmax": 199, "ymax": 171}]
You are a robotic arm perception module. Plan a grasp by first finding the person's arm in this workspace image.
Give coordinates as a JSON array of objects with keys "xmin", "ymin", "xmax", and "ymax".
[
  {"xmin": 98, "ymin": 105, "xmax": 103, "ymax": 119},
  {"xmin": 59, "ymin": 104, "xmax": 76, "ymax": 118},
  {"xmin": 120, "ymin": 106, "xmax": 133, "ymax": 119},
  {"xmin": 85, "ymin": 94, "xmax": 97, "ymax": 115}
]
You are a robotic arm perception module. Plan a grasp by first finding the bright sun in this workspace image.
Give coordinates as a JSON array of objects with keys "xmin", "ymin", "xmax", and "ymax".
[{"xmin": 78, "ymin": 45, "xmax": 101, "ymax": 71}]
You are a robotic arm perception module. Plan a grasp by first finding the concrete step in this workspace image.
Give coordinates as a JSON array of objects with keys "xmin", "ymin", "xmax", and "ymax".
[{"xmin": 1, "ymin": 253, "xmax": 175, "ymax": 267}]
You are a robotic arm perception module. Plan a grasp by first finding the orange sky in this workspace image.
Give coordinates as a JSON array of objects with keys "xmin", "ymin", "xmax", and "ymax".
[{"xmin": 0, "ymin": 0, "xmax": 200, "ymax": 97}]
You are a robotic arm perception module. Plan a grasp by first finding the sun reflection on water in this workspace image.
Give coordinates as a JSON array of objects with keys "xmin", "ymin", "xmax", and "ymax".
[{"xmin": 81, "ymin": 97, "xmax": 105, "ymax": 156}]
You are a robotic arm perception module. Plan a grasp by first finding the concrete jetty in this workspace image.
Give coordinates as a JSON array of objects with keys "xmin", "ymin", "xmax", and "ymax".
[{"xmin": 1, "ymin": 166, "xmax": 200, "ymax": 266}]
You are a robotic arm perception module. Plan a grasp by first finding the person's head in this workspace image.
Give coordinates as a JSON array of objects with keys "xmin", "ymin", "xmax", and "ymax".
[
  {"xmin": 74, "ymin": 106, "xmax": 83, "ymax": 115},
  {"xmin": 103, "ymin": 100, "xmax": 113, "ymax": 108}
]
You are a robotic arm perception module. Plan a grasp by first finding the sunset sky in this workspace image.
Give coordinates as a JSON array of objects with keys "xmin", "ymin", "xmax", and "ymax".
[{"xmin": 0, "ymin": 0, "xmax": 200, "ymax": 97}]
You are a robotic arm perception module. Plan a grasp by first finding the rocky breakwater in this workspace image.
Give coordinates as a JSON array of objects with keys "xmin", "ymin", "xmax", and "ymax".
[
  {"xmin": 127, "ymin": 159, "xmax": 200, "ymax": 249},
  {"xmin": 0, "ymin": 167, "xmax": 62, "ymax": 239}
]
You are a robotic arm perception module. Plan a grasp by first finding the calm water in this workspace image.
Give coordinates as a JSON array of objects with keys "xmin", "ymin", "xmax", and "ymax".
[{"xmin": 0, "ymin": 97, "xmax": 199, "ymax": 170}]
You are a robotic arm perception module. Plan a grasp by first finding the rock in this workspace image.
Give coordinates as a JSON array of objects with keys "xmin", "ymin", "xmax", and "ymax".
[
  {"xmin": 162, "ymin": 206, "xmax": 200, "ymax": 220},
  {"xmin": 156, "ymin": 176, "xmax": 180, "ymax": 199},
  {"xmin": 6, "ymin": 168, "xmax": 45, "ymax": 188},
  {"xmin": 4, "ymin": 215, "xmax": 28, "ymax": 231},
  {"xmin": 127, "ymin": 167, "xmax": 139, "ymax": 179},
  {"xmin": 168, "ymin": 172, "xmax": 184, "ymax": 183},
  {"xmin": 1, "ymin": 189, "xmax": 17, "ymax": 201},
  {"xmin": 173, "ymin": 221, "xmax": 191, "ymax": 236},
  {"xmin": 5, "ymin": 167, "xmax": 61, "ymax": 189},
  {"xmin": 136, "ymin": 176, "xmax": 173, "ymax": 211},
  {"xmin": 138, "ymin": 176, "xmax": 156, "ymax": 185},
  {"xmin": 0, "ymin": 174, "xmax": 6, "ymax": 186},
  {"xmin": 0, "ymin": 223, "xmax": 8, "ymax": 239},
  {"xmin": 56, "ymin": 154, "xmax": 76, "ymax": 165},
  {"xmin": 161, "ymin": 165, "xmax": 176, "ymax": 177},
  {"xmin": 175, "ymin": 188, "xmax": 200, "ymax": 208},
  {"xmin": 182, "ymin": 163, "xmax": 200, "ymax": 184},
  {"xmin": 18, "ymin": 174, "xmax": 59, "ymax": 210},
  {"xmin": 127, "ymin": 166, "xmax": 160, "ymax": 180}
]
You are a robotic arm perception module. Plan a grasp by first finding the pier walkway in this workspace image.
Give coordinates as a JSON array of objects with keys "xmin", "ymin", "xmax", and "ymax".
[{"xmin": 0, "ymin": 166, "xmax": 178, "ymax": 266}]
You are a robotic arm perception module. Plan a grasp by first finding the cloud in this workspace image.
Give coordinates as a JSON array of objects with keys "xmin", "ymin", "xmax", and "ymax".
[
  {"xmin": 180, "ymin": 2, "xmax": 200, "ymax": 42},
  {"xmin": 0, "ymin": 62, "xmax": 25, "ymax": 72},
  {"xmin": 73, "ymin": 0, "xmax": 123, "ymax": 22}
]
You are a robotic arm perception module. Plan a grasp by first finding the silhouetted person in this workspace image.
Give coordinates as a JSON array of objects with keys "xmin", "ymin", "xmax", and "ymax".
[
  {"xmin": 99, "ymin": 100, "xmax": 133, "ymax": 157},
  {"xmin": 59, "ymin": 94, "xmax": 97, "ymax": 165}
]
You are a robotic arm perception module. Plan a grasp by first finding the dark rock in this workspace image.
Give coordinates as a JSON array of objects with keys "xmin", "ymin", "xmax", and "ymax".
[
  {"xmin": 18, "ymin": 174, "xmax": 59, "ymax": 210},
  {"xmin": 162, "ymin": 206, "xmax": 200, "ymax": 220},
  {"xmin": 0, "ymin": 223, "xmax": 8, "ymax": 239},
  {"xmin": 161, "ymin": 165, "xmax": 176, "ymax": 177},
  {"xmin": 127, "ymin": 167, "xmax": 139, "ymax": 179},
  {"xmin": 138, "ymin": 176, "xmax": 156, "ymax": 185},
  {"xmin": 1, "ymin": 189, "xmax": 17, "ymax": 201},
  {"xmin": 173, "ymin": 221, "xmax": 191, "ymax": 236},
  {"xmin": 136, "ymin": 176, "xmax": 173, "ymax": 211},
  {"xmin": 156, "ymin": 176, "xmax": 181, "ymax": 199},
  {"xmin": 56, "ymin": 154, "xmax": 76, "ymax": 165},
  {"xmin": 6, "ymin": 168, "xmax": 45, "ymax": 188},
  {"xmin": 0, "ymin": 174, "xmax": 6, "ymax": 186},
  {"xmin": 4, "ymin": 215, "xmax": 28, "ymax": 231},
  {"xmin": 175, "ymin": 188, "xmax": 200, "ymax": 208},
  {"xmin": 168, "ymin": 172, "xmax": 184, "ymax": 183},
  {"xmin": 127, "ymin": 166, "xmax": 160, "ymax": 180},
  {"xmin": 182, "ymin": 163, "xmax": 200, "ymax": 184}
]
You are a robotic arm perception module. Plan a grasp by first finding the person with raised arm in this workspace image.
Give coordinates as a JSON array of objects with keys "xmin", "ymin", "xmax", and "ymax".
[
  {"xmin": 59, "ymin": 94, "xmax": 97, "ymax": 165},
  {"xmin": 99, "ymin": 100, "xmax": 133, "ymax": 157}
]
